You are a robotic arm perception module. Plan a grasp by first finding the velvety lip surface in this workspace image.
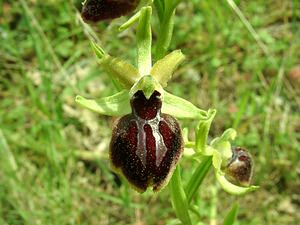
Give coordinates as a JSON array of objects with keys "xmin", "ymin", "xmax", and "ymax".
[
  {"xmin": 110, "ymin": 91, "xmax": 183, "ymax": 192},
  {"xmin": 81, "ymin": 0, "xmax": 140, "ymax": 23}
]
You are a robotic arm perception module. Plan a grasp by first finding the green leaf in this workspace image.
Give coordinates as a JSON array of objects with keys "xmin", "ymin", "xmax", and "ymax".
[
  {"xmin": 91, "ymin": 41, "xmax": 105, "ymax": 59},
  {"xmin": 185, "ymin": 156, "xmax": 212, "ymax": 203},
  {"xmin": 151, "ymin": 50, "xmax": 185, "ymax": 87},
  {"xmin": 100, "ymin": 55, "xmax": 141, "ymax": 89},
  {"xmin": 119, "ymin": 11, "xmax": 141, "ymax": 31},
  {"xmin": 153, "ymin": 0, "xmax": 165, "ymax": 22},
  {"xmin": 215, "ymin": 171, "xmax": 259, "ymax": 195},
  {"xmin": 75, "ymin": 90, "xmax": 131, "ymax": 116},
  {"xmin": 195, "ymin": 109, "xmax": 216, "ymax": 153},
  {"xmin": 222, "ymin": 203, "xmax": 239, "ymax": 225},
  {"xmin": 154, "ymin": 0, "xmax": 177, "ymax": 59},
  {"xmin": 169, "ymin": 166, "xmax": 192, "ymax": 225},
  {"xmin": 137, "ymin": 7, "xmax": 152, "ymax": 75},
  {"xmin": 162, "ymin": 91, "xmax": 208, "ymax": 119},
  {"xmin": 165, "ymin": 0, "xmax": 177, "ymax": 13},
  {"xmin": 130, "ymin": 75, "xmax": 164, "ymax": 99}
]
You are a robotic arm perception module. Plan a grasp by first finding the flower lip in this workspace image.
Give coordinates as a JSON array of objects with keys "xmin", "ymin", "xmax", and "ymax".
[
  {"xmin": 81, "ymin": 0, "xmax": 140, "ymax": 23},
  {"xmin": 110, "ymin": 90, "xmax": 184, "ymax": 192},
  {"xmin": 131, "ymin": 90, "xmax": 162, "ymax": 120},
  {"xmin": 225, "ymin": 146, "xmax": 253, "ymax": 187},
  {"xmin": 227, "ymin": 147, "xmax": 252, "ymax": 166}
]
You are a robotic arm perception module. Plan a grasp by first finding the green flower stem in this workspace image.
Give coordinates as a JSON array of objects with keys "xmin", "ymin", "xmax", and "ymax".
[
  {"xmin": 137, "ymin": 7, "xmax": 152, "ymax": 75},
  {"xmin": 195, "ymin": 109, "xmax": 216, "ymax": 153},
  {"xmin": 170, "ymin": 166, "xmax": 192, "ymax": 225},
  {"xmin": 210, "ymin": 186, "xmax": 218, "ymax": 225}
]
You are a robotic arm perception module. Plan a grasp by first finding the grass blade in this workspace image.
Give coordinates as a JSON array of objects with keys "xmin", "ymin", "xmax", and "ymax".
[{"xmin": 222, "ymin": 203, "xmax": 239, "ymax": 225}]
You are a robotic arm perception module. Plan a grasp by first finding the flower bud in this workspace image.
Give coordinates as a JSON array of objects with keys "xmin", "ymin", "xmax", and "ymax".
[
  {"xmin": 81, "ymin": 0, "xmax": 140, "ymax": 23},
  {"xmin": 110, "ymin": 90, "xmax": 183, "ymax": 192},
  {"xmin": 225, "ymin": 147, "xmax": 253, "ymax": 187}
]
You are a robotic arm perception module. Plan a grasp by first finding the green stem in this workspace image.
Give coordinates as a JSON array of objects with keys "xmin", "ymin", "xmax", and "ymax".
[
  {"xmin": 210, "ymin": 186, "xmax": 218, "ymax": 225},
  {"xmin": 195, "ymin": 109, "xmax": 216, "ymax": 153}
]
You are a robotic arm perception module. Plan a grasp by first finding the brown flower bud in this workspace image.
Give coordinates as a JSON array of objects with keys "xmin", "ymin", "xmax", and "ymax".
[
  {"xmin": 110, "ymin": 91, "xmax": 184, "ymax": 192},
  {"xmin": 225, "ymin": 147, "xmax": 253, "ymax": 187},
  {"xmin": 81, "ymin": 0, "xmax": 140, "ymax": 23}
]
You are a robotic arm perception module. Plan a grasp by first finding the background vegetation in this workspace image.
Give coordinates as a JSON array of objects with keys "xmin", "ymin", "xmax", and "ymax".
[{"xmin": 0, "ymin": 0, "xmax": 299, "ymax": 224}]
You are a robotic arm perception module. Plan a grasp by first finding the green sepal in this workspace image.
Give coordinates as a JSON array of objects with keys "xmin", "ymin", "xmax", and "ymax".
[
  {"xmin": 151, "ymin": 50, "xmax": 185, "ymax": 87},
  {"xmin": 100, "ymin": 55, "xmax": 141, "ymax": 89},
  {"xmin": 75, "ymin": 90, "xmax": 131, "ymax": 116},
  {"xmin": 212, "ymin": 150, "xmax": 222, "ymax": 172},
  {"xmin": 162, "ymin": 91, "xmax": 208, "ymax": 119},
  {"xmin": 215, "ymin": 171, "xmax": 259, "ymax": 195},
  {"xmin": 211, "ymin": 128, "xmax": 237, "ymax": 164},
  {"xmin": 129, "ymin": 75, "xmax": 164, "ymax": 99}
]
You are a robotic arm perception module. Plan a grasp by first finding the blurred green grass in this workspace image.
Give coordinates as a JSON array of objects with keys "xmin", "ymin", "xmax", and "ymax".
[{"xmin": 0, "ymin": 0, "xmax": 299, "ymax": 224}]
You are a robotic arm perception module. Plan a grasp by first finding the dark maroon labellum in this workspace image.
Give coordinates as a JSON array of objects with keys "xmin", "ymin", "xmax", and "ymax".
[
  {"xmin": 110, "ymin": 90, "xmax": 183, "ymax": 192},
  {"xmin": 225, "ymin": 147, "xmax": 253, "ymax": 186},
  {"xmin": 81, "ymin": 0, "xmax": 140, "ymax": 23}
]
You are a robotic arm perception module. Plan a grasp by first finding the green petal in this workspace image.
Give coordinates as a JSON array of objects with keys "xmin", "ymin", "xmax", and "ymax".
[
  {"xmin": 151, "ymin": 50, "xmax": 185, "ymax": 87},
  {"xmin": 162, "ymin": 91, "xmax": 208, "ymax": 119},
  {"xmin": 100, "ymin": 55, "xmax": 141, "ymax": 89},
  {"xmin": 75, "ymin": 90, "xmax": 131, "ymax": 116},
  {"xmin": 216, "ymin": 171, "xmax": 259, "ymax": 195}
]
